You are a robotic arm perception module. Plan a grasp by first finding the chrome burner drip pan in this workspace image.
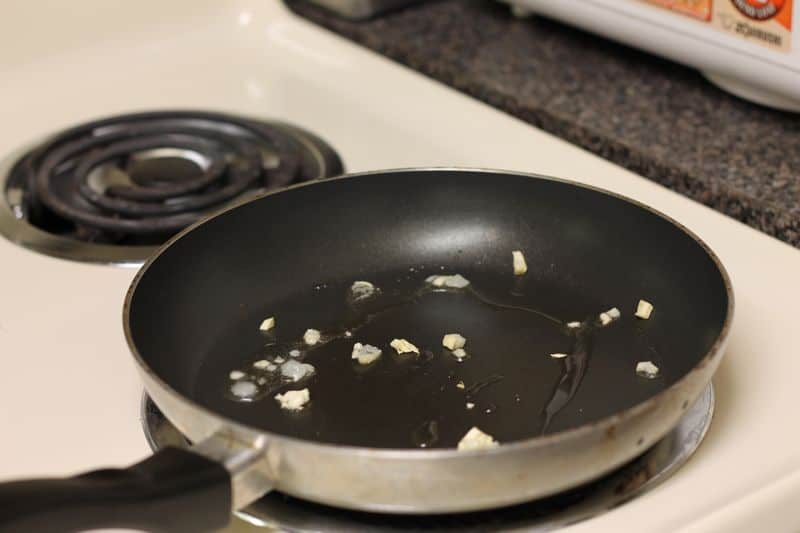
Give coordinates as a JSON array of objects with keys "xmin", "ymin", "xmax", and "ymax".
[{"xmin": 0, "ymin": 111, "xmax": 343, "ymax": 266}]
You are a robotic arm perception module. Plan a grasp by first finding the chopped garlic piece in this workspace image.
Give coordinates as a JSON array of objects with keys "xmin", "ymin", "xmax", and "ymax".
[
  {"xmin": 259, "ymin": 317, "xmax": 275, "ymax": 331},
  {"xmin": 448, "ymin": 274, "xmax": 470, "ymax": 288},
  {"xmin": 456, "ymin": 380, "xmax": 465, "ymax": 390},
  {"xmin": 390, "ymin": 338, "xmax": 419, "ymax": 355},
  {"xmin": 599, "ymin": 307, "xmax": 620, "ymax": 326},
  {"xmin": 274, "ymin": 356, "xmax": 285, "ymax": 364},
  {"xmin": 452, "ymin": 348, "xmax": 467, "ymax": 359},
  {"xmin": 229, "ymin": 370, "xmax": 245, "ymax": 380},
  {"xmin": 457, "ymin": 426, "xmax": 499, "ymax": 451},
  {"xmin": 280, "ymin": 359, "xmax": 315, "ymax": 382},
  {"xmin": 303, "ymin": 328, "xmax": 321, "ymax": 346},
  {"xmin": 253, "ymin": 360, "xmax": 276, "ymax": 371},
  {"xmin": 352, "ymin": 342, "xmax": 382, "ymax": 365},
  {"xmin": 231, "ymin": 380, "xmax": 258, "ymax": 399},
  {"xmin": 428, "ymin": 275, "xmax": 446, "ymax": 287},
  {"xmin": 512, "ymin": 250, "xmax": 528, "ymax": 275},
  {"xmin": 635, "ymin": 299, "xmax": 654, "ymax": 320},
  {"xmin": 289, "ymin": 349, "xmax": 301, "ymax": 358},
  {"xmin": 466, "ymin": 402, "xmax": 475, "ymax": 410},
  {"xmin": 351, "ymin": 280, "xmax": 376, "ymax": 300},
  {"xmin": 425, "ymin": 274, "xmax": 470, "ymax": 289},
  {"xmin": 344, "ymin": 330, "xmax": 353, "ymax": 338},
  {"xmin": 275, "ymin": 388, "xmax": 310, "ymax": 411},
  {"xmin": 567, "ymin": 321, "xmax": 581, "ymax": 329},
  {"xmin": 636, "ymin": 361, "xmax": 660, "ymax": 379},
  {"xmin": 550, "ymin": 352, "xmax": 568, "ymax": 359},
  {"xmin": 442, "ymin": 333, "xmax": 466, "ymax": 351},
  {"xmin": 445, "ymin": 274, "xmax": 469, "ymax": 288}
]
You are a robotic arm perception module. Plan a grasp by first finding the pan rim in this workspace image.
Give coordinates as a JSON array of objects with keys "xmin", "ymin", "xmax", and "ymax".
[{"xmin": 122, "ymin": 167, "xmax": 735, "ymax": 458}]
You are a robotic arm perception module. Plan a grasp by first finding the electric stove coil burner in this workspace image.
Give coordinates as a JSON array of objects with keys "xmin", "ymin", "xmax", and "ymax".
[
  {"xmin": 142, "ymin": 386, "xmax": 714, "ymax": 532},
  {"xmin": 0, "ymin": 111, "xmax": 343, "ymax": 264}
]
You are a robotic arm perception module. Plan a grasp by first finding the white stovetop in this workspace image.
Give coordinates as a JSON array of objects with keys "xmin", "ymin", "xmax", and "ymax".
[{"xmin": 1, "ymin": 2, "xmax": 799, "ymax": 532}]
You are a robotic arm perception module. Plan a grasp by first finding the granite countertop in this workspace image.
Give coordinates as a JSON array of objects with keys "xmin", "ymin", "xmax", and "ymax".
[{"xmin": 287, "ymin": 0, "xmax": 800, "ymax": 248}]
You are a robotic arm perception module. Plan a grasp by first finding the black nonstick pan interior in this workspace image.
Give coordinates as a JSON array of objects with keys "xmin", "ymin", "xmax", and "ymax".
[{"xmin": 127, "ymin": 169, "xmax": 729, "ymax": 449}]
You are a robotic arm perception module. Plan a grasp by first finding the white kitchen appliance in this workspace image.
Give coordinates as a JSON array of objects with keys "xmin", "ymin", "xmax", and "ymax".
[
  {"xmin": 502, "ymin": 0, "xmax": 800, "ymax": 111},
  {"xmin": 2, "ymin": 1, "xmax": 800, "ymax": 532}
]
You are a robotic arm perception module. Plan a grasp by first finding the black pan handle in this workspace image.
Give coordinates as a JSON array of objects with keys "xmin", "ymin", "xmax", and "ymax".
[{"xmin": 0, "ymin": 446, "xmax": 231, "ymax": 533}]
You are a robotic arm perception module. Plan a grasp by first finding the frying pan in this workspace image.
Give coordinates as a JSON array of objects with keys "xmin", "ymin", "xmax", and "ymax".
[{"xmin": 0, "ymin": 169, "xmax": 733, "ymax": 532}]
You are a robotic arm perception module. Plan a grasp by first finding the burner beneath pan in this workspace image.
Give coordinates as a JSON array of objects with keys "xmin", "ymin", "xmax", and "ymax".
[
  {"xmin": 0, "ymin": 111, "xmax": 343, "ymax": 265},
  {"xmin": 141, "ymin": 386, "xmax": 714, "ymax": 532}
]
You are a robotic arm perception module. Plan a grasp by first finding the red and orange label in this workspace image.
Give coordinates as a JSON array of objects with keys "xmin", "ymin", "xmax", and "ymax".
[
  {"xmin": 715, "ymin": 0, "xmax": 793, "ymax": 50},
  {"xmin": 730, "ymin": 0, "xmax": 789, "ymax": 22},
  {"xmin": 640, "ymin": 0, "xmax": 793, "ymax": 51},
  {"xmin": 643, "ymin": 0, "xmax": 712, "ymax": 21}
]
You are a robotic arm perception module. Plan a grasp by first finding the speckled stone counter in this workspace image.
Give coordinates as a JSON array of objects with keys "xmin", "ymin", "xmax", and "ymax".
[{"xmin": 287, "ymin": 0, "xmax": 800, "ymax": 247}]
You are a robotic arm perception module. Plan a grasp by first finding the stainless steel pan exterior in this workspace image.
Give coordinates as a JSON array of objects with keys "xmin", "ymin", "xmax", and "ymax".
[{"xmin": 137, "ymin": 350, "xmax": 726, "ymax": 513}]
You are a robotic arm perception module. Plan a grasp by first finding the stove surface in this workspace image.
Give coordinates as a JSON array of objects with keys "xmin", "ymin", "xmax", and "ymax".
[{"xmin": 1, "ymin": 2, "xmax": 799, "ymax": 532}]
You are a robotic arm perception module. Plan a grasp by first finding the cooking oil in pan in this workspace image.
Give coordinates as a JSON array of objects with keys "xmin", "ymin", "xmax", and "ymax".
[{"xmin": 195, "ymin": 269, "xmax": 665, "ymax": 449}]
